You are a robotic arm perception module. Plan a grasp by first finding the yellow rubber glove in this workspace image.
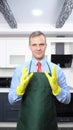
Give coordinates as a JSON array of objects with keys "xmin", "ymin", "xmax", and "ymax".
[
  {"xmin": 16, "ymin": 67, "xmax": 33, "ymax": 96},
  {"xmin": 45, "ymin": 66, "xmax": 61, "ymax": 96}
]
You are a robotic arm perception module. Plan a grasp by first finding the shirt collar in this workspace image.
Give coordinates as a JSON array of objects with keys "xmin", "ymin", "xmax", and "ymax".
[{"xmin": 32, "ymin": 57, "xmax": 47, "ymax": 66}]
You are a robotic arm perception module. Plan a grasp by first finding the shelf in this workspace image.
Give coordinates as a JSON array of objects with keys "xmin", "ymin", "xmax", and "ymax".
[
  {"xmin": 0, "ymin": 29, "xmax": 73, "ymax": 37},
  {"xmin": 0, "ymin": 88, "xmax": 9, "ymax": 93},
  {"xmin": 0, "ymin": 122, "xmax": 17, "ymax": 128},
  {"xmin": 58, "ymin": 122, "xmax": 73, "ymax": 128},
  {"xmin": 0, "ymin": 87, "xmax": 73, "ymax": 93},
  {"xmin": 0, "ymin": 122, "xmax": 73, "ymax": 128}
]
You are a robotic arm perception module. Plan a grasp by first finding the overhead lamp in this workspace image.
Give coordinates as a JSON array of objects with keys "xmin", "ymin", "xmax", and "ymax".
[{"xmin": 32, "ymin": 9, "xmax": 43, "ymax": 16}]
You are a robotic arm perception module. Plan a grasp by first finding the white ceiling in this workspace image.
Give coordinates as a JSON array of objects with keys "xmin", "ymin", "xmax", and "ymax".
[
  {"xmin": 9, "ymin": 0, "xmax": 64, "ymax": 25},
  {"xmin": 0, "ymin": 0, "xmax": 73, "ymax": 35},
  {"xmin": 0, "ymin": 0, "xmax": 72, "ymax": 25}
]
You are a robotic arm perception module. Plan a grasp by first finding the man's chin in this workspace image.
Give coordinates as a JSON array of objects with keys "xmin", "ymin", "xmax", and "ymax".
[{"xmin": 35, "ymin": 56, "xmax": 44, "ymax": 60}]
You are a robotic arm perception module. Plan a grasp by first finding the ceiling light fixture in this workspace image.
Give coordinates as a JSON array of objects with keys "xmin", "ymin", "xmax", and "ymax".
[{"xmin": 32, "ymin": 9, "xmax": 43, "ymax": 16}]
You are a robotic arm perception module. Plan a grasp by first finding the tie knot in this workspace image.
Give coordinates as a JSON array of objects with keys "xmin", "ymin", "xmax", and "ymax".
[{"xmin": 37, "ymin": 62, "xmax": 41, "ymax": 67}]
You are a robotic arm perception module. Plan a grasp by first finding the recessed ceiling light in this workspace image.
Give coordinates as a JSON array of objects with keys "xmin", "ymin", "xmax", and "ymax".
[{"xmin": 32, "ymin": 9, "xmax": 43, "ymax": 16}]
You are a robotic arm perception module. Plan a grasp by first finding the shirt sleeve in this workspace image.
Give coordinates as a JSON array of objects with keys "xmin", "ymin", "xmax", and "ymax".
[
  {"xmin": 56, "ymin": 66, "xmax": 71, "ymax": 104},
  {"xmin": 8, "ymin": 65, "xmax": 23, "ymax": 104}
]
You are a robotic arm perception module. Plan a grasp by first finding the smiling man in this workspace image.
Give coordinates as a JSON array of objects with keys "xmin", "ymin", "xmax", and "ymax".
[
  {"xmin": 29, "ymin": 31, "xmax": 47, "ymax": 60},
  {"xmin": 8, "ymin": 31, "xmax": 71, "ymax": 130}
]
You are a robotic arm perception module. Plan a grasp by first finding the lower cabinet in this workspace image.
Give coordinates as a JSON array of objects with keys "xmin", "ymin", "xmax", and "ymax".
[
  {"xmin": 0, "ymin": 93, "xmax": 21, "ymax": 122},
  {"xmin": 0, "ymin": 93, "xmax": 3, "ymax": 121}
]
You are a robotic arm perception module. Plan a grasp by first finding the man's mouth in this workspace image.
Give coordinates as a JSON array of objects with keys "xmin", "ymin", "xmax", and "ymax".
[{"xmin": 36, "ymin": 51, "xmax": 42, "ymax": 55}]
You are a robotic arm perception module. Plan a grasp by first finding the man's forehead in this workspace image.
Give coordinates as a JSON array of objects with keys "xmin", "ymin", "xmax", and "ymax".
[{"xmin": 30, "ymin": 35, "xmax": 45, "ymax": 41}]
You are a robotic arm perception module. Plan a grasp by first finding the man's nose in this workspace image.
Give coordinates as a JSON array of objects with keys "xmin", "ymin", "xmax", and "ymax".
[{"xmin": 36, "ymin": 45, "xmax": 41, "ymax": 50}]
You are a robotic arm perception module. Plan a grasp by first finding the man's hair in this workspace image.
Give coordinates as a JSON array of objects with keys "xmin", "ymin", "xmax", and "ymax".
[{"xmin": 29, "ymin": 31, "xmax": 46, "ymax": 43}]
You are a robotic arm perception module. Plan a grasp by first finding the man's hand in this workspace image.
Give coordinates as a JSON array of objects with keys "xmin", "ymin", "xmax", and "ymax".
[
  {"xmin": 16, "ymin": 67, "xmax": 33, "ymax": 96},
  {"xmin": 45, "ymin": 66, "xmax": 61, "ymax": 96}
]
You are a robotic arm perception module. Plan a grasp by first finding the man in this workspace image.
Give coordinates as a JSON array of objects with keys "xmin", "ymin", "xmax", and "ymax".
[{"xmin": 8, "ymin": 31, "xmax": 71, "ymax": 130}]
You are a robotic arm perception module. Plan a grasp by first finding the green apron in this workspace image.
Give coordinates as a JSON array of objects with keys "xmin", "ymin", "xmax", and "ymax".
[{"xmin": 16, "ymin": 62, "xmax": 58, "ymax": 130}]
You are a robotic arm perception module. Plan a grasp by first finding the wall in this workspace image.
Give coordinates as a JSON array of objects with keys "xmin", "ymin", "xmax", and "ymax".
[{"xmin": 0, "ymin": 36, "xmax": 73, "ymax": 88}]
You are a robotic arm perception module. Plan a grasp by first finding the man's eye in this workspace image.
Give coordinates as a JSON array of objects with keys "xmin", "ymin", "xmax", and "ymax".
[
  {"xmin": 32, "ymin": 44, "xmax": 36, "ymax": 47},
  {"xmin": 31, "ymin": 43, "xmax": 45, "ymax": 47},
  {"xmin": 40, "ymin": 44, "xmax": 45, "ymax": 46}
]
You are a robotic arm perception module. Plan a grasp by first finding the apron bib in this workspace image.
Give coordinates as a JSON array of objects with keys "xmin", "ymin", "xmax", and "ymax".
[{"xmin": 16, "ymin": 72, "xmax": 58, "ymax": 130}]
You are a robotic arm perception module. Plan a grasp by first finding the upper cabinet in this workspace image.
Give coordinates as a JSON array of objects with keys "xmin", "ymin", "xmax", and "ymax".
[
  {"xmin": 0, "ymin": 35, "xmax": 73, "ymax": 87},
  {"xmin": 0, "ymin": 36, "xmax": 73, "ymax": 68},
  {"xmin": 0, "ymin": 39, "xmax": 7, "ymax": 68},
  {"xmin": 0, "ymin": 37, "xmax": 31, "ymax": 68}
]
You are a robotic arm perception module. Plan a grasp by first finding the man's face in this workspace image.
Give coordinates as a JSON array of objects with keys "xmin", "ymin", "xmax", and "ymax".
[{"xmin": 29, "ymin": 35, "xmax": 47, "ymax": 60}]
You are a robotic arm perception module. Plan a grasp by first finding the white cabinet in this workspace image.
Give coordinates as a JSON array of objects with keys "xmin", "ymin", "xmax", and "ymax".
[
  {"xmin": 0, "ymin": 38, "xmax": 7, "ymax": 67},
  {"xmin": 0, "ymin": 37, "xmax": 52, "ymax": 68},
  {"xmin": 0, "ymin": 36, "xmax": 73, "ymax": 69},
  {"xmin": 0, "ymin": 37, "xmax": 32, "ymax": 68}
]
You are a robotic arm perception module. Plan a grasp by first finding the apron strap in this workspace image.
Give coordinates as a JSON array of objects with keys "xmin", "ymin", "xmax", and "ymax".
[{"xmin": 29, "ymin": 60, "xmax": 52, "ymax": 75}]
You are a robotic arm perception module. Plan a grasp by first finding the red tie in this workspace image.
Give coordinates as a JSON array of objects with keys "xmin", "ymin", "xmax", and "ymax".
[{"xmin": 37, "ymin": 62, "xmax": 42, "ymax": 72}]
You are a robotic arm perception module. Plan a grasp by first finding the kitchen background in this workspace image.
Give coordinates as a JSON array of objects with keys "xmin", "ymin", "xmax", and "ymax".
[{"xmin": 0, "ymin": 0, "xmax": 73, "ymax": 130}]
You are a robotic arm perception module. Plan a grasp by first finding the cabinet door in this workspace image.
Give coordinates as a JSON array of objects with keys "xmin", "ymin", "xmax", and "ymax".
[
  {"xmin": 0, "ymin": 37, "xmax": 32, "ymax": 68},
  {"xmin": 3, "ymin": 93, "xmax": 21, "ymax": 122},
  {"xmin": 6, "ymin": 37, "xmax": 31, "ymax": 68},
  {"xmin": 0, "ymin": 38, "xmax": 7, "ymax": 67},
  {"xmin": 0, "ymin": 93, "xmax": 21, "ymax": 122},
  {"xmin": 0, "ymin": 93, "xmax": 4, "ymax": 121}
]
